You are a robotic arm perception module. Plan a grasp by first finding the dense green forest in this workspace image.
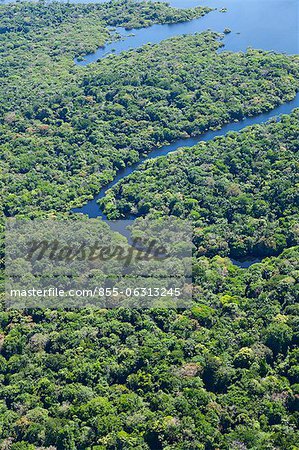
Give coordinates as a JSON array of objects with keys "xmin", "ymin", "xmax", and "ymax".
[
  {"xmin": 100, "ymin": 110, "xmax": 299, "ymax": 258},
  {"xmin": 0, "ymin": 1, "xmax": 211, "ymax": 113},
  {"xmin": 0, "ymin": 1, "xmax": 299, "ymax": 449},
  {"xmin": 0, "ymin": 247, "xmax": 298, "ymax": 449},
  {"xmin": 1, "ymin": 31, "xmax": 299, "ymax": 217}
]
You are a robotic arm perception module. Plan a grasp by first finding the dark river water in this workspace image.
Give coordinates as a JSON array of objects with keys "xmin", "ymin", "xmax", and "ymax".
[
  {"xmin": 72, "ymin": 95, "xmax": 299, "ymax": 219},
  {"xmin": 71, "ymin": 1, "xmax": 299, "ymax": 268},
  {"xmin": 71, "ymin": 94, "xmax": 299, "ymax": 267},
  {"xmin": 3, "ymin": 0, "xmax": 298, "ymax": 267}
]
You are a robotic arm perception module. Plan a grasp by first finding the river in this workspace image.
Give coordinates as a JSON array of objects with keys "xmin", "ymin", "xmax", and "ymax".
[
  {"xmin": 72, "ymin": 95, "xmax": 299, "ymax": 220},
  {"xmin": 71, "ymin": 1, "xmax": 299, "ymax": 267},
  {"xmin": 3, "ymin": 0, "xmax": 298, "ymax": 267}
]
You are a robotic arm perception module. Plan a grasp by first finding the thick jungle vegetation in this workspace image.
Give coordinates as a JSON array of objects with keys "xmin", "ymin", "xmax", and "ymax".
[
  {"xmin": 1, "ymin": 32, "xmax": 299, "ymax": 218},
  {"xmin": 0, "ymin": 2, "xmax": 298, "ymax": 450},
  {"xmin": 100, "ymin": 110, "xmax": 299, "ymax": 259},
  {"xmin": 0, "ymin": 247, "xmax": 298, "ymax": 449},
  {"xmin": 0, "ymin": 0, "xmax": 211, "ymax": 113}
]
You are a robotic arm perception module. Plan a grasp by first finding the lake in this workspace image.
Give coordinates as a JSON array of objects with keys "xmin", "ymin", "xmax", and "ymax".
[{"xmin": 75, "ymin": 0, "xmax": 298, "ymax": 65}]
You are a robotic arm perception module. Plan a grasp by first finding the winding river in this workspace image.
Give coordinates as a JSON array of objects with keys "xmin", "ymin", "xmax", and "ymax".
[
  {"xmin": 71, "ymin": 0, "xmax": 299, "ymax": 267},
  {"xmin": 72, "ymin": 95, "xmax": 299, "ymax": 221},
  {"xmin": 2, "ymin": 0, "xmax": 298, "ymax": 266},
  {"xmin": 47, "ymin": 0, "xmax": 297, "ymax": 266}
]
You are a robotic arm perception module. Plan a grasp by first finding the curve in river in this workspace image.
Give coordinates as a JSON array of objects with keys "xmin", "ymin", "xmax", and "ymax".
[
  {"xmin": 72, "ymin": 0, "xmax": 299, "ymax": 267},
  {"xmin": 73, "ymin": 94, "xmax": 299, "ymax": 267},
  {"xmin": 72, "ymin": 95, "xmax": 299, "ymax": 219}
]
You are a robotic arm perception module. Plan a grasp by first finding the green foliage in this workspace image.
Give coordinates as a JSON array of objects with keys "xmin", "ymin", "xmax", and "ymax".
[
  {"xmin": 0, "ymin": 0, "xmax": 210, "ymax": 114},
  {"xmin": 102, "ymin": 110, "xmax": 299, "ymax": 258},
  {"xmin": 0, "ymin": 1, "xmax": 298, "ymax": 449},
  {"xmin": 0, "ymin": 248, "xmax": 297, "ymax": 448},
  {"xmin": 1, "ymin": 28, "xmax": 299, "ymax": 217}
]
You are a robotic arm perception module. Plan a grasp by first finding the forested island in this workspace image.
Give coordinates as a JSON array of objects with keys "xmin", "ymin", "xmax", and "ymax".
[{"xmin": 0, "ymin": 1, "xmax": 298, "ymax": 449}]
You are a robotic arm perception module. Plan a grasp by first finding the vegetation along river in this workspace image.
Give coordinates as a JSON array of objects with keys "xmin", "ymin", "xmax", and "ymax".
[{"xmin": 70, "ymin": 0, "xmax": 299, "ymax": 267}]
